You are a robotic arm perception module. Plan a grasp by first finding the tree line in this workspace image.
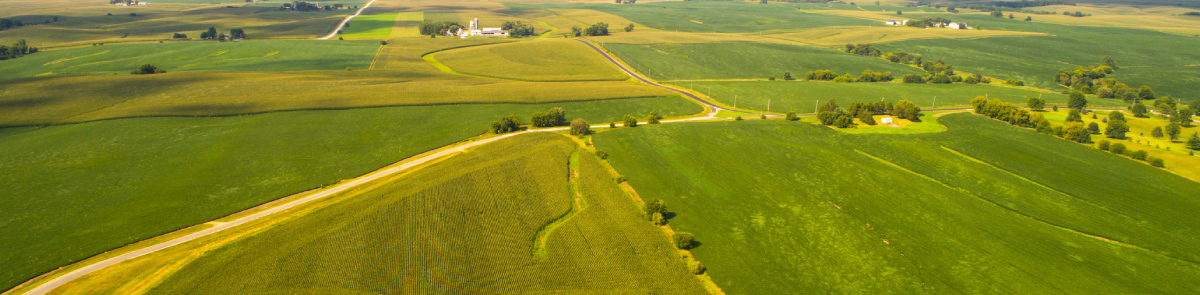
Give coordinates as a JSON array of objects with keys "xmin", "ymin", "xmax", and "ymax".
[
  {"xmin": 501, "ymin": 21, "xmax": 536, "ymax": 37},
  {"xmin": 0, "ymin": 39, "xmax": 38, "ymax": 61},
  {"xmin": 799, "ymin": 70, "xmax": 893, "ymax": 83},
  {"xmin": 572, "ymin": 22, "xmax": 609, "ymax": 37},
  {"xmin": 419, "ymin": 21, "xmax": 462, "ymax": 36},
  {"xmin": 281, "ymin": 1, "xmax": 343, "ymax": 11},
  {"xmin": 817, "ymin": 99, "xmax": 919, "ymax": 128},
  {"xmin": 0, "ymin": 18, "xmax": 25, "ymax": 31}
]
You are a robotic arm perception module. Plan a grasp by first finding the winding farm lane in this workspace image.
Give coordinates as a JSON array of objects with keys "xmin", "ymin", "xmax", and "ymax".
[{"xmin": 318, "ymin": 0, "xmax": 379, "ymax": 40}]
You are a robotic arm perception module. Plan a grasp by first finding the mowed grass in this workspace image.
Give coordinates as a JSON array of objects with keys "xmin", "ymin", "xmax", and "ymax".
[
  {"xmin": 604, "ymin": 42, "xmax": 924, "ymax": 81},
  {"xmin": 0, "ymin": 70, "xmax": 679, "ymax": 126},
  {"xmin": 877, "ymin": 14, "xmax": 1200, "ymax": 99},
  {"xmin": 594, "ymin": 115, "xmax": 1200, "ymax": 294},
  {"xmin": 0, "ymin": 97, "xmax": 702, "ymax": 291},
  {"xmin": 1039, "ymin": 109, "xmax": 1200, "ymax": 181},
  {"xmin": 434, "ymin": 39, "xmax": 628, "ymax": 81},
  {"xmin": 676, "ymin": 81, "xmax": 1128, "ymax": 113},
  {"xmin": 0, "ymin": 40, "xmax": 379, "ymax": 79},
  {"xmin": 340, "ymin": 12, "xmax": 401, "ymax": 39},
  {"xmin": 142, "ymin": 133, "xmax": 707, "ymax": 294},
  {"xmin": 508, "ymin": 1, "xmax": 877, "ymax": 33}
]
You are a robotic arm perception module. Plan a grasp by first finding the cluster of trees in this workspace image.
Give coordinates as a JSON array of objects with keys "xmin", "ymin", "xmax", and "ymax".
[
  {"xmin": 281, "ymin": 1, "xmax": 335, "ymax": 11},
  {"xmin": 803, "ymin": 70, "xmax": 893, "ymax": 83},
  {"xmin": 489, "ymin": 115, "xmax": 522, "ymax": 134},
  {"xmin": 230, "ymin": 28, "xmax": 246, "ymax": 39},
  {"xmin": 842, "ymin": 44, "xmax": 880, "ymax": 57},
  {"xmin": 905, "ymin": 16, "xmax": 954, "ymax": 28},
  {"xmin": 131, "ymin": 64, "xmax": 166, "ymax": 75},
  {"xmin": 817, "ymin": 99, "xmax": 918, "ymax": 128},
  {"xmin": 1053, "ymin": 61, "xmax": 1150, "ymax": 100},
  {"xmin": 501, "ymin": 21, "xmax": 536, "ymax": 37},
  {"xmin": 584, "ymin": 22, "xmax": 609, "ymax": 36},
  {"xmin": 644, "ymin": 199, "xmax": 667, "ymax": 225},
  {"xmin": 1063, "ymin": 11, "xmax": 1092, "ymax": 17},
  {"xmin": 973, "ymin": 96, "xmax": 1134, "ymax": 145},
  {"xmin": 948, "ymin": 1, "xmax": 1071, "ymax": 12},
  {"xmin": 0, "ymin": 39, "xmax": 38, "ymax": 61},
  {"xmin": 1, "ymin": 18, "xmax": 25, "ymax": 31},
  {"xmin": 531, "ymin": 107, "xmax": 567, "ymax": 127},
  {"xmin": 1143, "ymin": 99, "xmax": 1197, "ymax": 141},
  {"xmin": 882, "ymin": 52, "xmax": 922, "ymax": 66},
  {"xmin": 624, "ymin": 23, "xmax": 635, "ymax": 32},
  {"xmin": 419, "ymin": 21, "xmax": 462, "ymax": 36},
  {"xmin": 172, "ymin": 33, "xmax": 188, "ymax": 39},
  {"xmin": 570, "ymin": 118, "xmax": 590, "ymax": 136},
  {"xmin": 1184, "ymin": 12, "xmax": 1200, "ymax": 16},
  {"xmin": 198, "ymin": 27, "xmax": 236, "ymax": 40},
  {"xmin": 1097, "ymin": 140, "xmax": 1164, "ymax": 167}
]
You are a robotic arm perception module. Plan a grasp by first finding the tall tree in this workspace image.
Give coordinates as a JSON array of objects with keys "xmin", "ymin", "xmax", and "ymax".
[
  {"xmin": 1068, "ymin": 92, "xmax": 1088, "ymax": 111},
  {"xmin": 1105, "ymin": 111, "xmax": 1128, "ymax": 139},
  {"xmin": 1187, "ymin": 132, "xmax": 1200, "ymax": 150},
  {"xmin": 1166, "ymin": 122, "xmax": 1182, "ymax": 141}
]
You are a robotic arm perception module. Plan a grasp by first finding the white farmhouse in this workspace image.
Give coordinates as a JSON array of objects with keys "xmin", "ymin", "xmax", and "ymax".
[
  {"xmin": 884, "ymin": 19, "xmax": 908, "ymax": 26},
  {"xmin": 948, "ymin": 22, "xmax": 965, "ymax": 29}
]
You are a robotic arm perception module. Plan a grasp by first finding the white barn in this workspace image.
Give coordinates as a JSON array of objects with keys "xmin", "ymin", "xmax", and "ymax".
[
  {"xmin": 881, "ymin": 117, "xmax": 894, "ymax": 124},
  {"xmin": 453, "ymin": 18, "xmax": 509, "ymax": 38}
]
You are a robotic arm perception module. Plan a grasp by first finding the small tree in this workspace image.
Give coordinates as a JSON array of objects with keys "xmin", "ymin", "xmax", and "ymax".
[
  {"xmin": 1105, "ymin": 112, "xmax": 1128, "ymax": 139},
  {"xmin": 131, "ymin": 64, "xmax": 166, "ymax": 75},
  {"xmin": 624, "ymin": 23, "xmax": 635, "ymax": 32},
  {"xmin": 643, "ymin": 199, "xmax": 667, "ymax": 217},
  {"xmin": 1138, "ymin": 85, "xmax": 1155, "ymax": 101},
  {"xmin": 595, "ymin": 149, "xmax": 608, "ymax": 159},
  {"xmin": 785, "ymin": 111, "xmax": 798, "ymax": 121},
  {"xmin": 1129, "ymin": 150, "xmax": 1149, "ymax": 161},
  {"xmin": 688, "ymin": 260, "xmax": 706, "ymax": 275},
  {"xmin": 1131, "ymin": 103, "xmax": 1148, "ymax": 117},
  {"xmin": 647, "ymin": 110, "xmax": 662, "ymax": 124},
  {"xmin": 570, "ymin": 118, "xmax": 590, "ymax": 136},
  {"xmin": 1166, "ymin": 122, "xmax": 1182, "ymax": 141},
  {"xmin": 1151, "ymin": 126, "xmax": 1164, "ymax": 138},
  {"xmin": 1068, "ymin": 92, "xmax": 1088, "ymax": 112},
  {"xmin": 1109, "ymin": 143, "xmax": 1127, "ymax": 155},
  {"xmin": 1097, "ymin": 140, "xmax": 1110, "ymax": 151},
  {"xmin": 623, "ymin": 115, "xmax": 638, "ymax": 127},
  {"xmin": 1063, "ymin": 121, "xmax": 1092, "ymax": 143},
  {"xmin": 651, "ymin": 212, "xmax": 666, "ymax": 225},
  {"xmin": 1027, "ymin": 97, "xmax": 1045, "ymax": 111},
  {"xmin": 673, "ymin": 232, "xmax": 695, "ymax": 249},
  {"xmin": 1187, "ymin": 132, "xmax": 1200, "ymax": 150},
  {"xmin": 1053, "ymin": 105, "xmax": 1059, "ymax": 112},
  {"xmin": 783, "ymin": 71, "xmax": 794, "ymax": 81},
  {"xmin": 1149, "ymin": 157, "xmax": 1165, "ymax": 168},
  {"xmin": 1087, "ymin": 122, "xmax": 1100, "ymax": 134},
  {"xmin": 1066, "ymin": 109, "xmax": 1083, "ymax": 122}
]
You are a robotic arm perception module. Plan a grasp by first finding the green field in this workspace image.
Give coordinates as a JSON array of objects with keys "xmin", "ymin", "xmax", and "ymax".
[
  {"xmin": 143, "ymin": 133, "xmax": 707, "ymax": 294},
  {"xmin": 595, "ymin": 115, "xmax": 1200, "ymax": 293},
  {"xmin": 877, "ymin": 14, "xmax": 1200, "ymax": 99},
  {"xmin": 435, "ymin": 39, "xmax": 629, "ymax": 82},
  {"xmin": 0, "ymin": 40, "xmax": 379, "ymax": 79},
  {"xmin": 676, "ymin": 81, "xmax": 1129, "ymax": 113},
  {"xmin": 340, "ymin": 12, "xmax": 400, "ymax": 39},
  {"xmin": 0, "ymin": 97, "xmax": 702, "ymax": 291},
  {"xmin": 508, "ymin": 1, "xmax": 877, "ymax": 33},
  {"xmin": 604, "ymin": 42, "xmax": 925, "ymax": 81}
]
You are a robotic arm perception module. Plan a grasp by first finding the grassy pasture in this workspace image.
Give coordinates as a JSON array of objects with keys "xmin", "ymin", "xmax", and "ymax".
[
  {"xmin": 876, "ymin": 14, "xmax": 1200, "ymax": 99},
  {"xmin": 1039, "ymin": 109, "xmax": 1200, "ymax": 181},
  {"xmin": 0, "ymin": 70, "xmax": 679, "ymax": 126},
  {"xmin": 139, "ymin": 133, "xmax": 706, "ymax": 294},
  {"xmin": 676, "ymin": 81, "xmax": 1128, "ymax": 113},
  {"xmin": 0, "ymin": 97, "xmax": 701, "ymax": 292},
  {"xmin": 0, "ymin": 40, "xmax": 379, "ymax": 79},
  {"xmin": 434, "ymin": 39, "xmax": 628, "ymax": 81},
  {"xmin": 508, "ymin": 1, "xmax": 877, "ymax": 33},
  {"xmin": 595, "ymin": 115, "xmax": 1200, "ymax": 294},
  {"xmin": 768, "ymin": 26, "xmax": 1046, "ymax": 46},
  {"xmin": 340, "ymin": 12, "xmax": 400, "ymax": 39},
  {"xmin": 604, "ymin": 42, "xmax": 924, "ymax": 81}
]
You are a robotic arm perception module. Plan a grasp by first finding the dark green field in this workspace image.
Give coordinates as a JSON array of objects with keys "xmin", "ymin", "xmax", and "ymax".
[
  {"xmin": 677, "ymin": 80, "xmax": 1129, "ymax": 113},
  {"xmin": 145, "ymin": 133, "xmax": 706, "ymax": 295},
  {"xmin": 508, "ymin": 1, "xmax": 877, "ymax": 33},
  {"xmin": 878, "ymin": 14, "xmax": 1200, "ymax": 99},
  {"xmin": 0, "ymin": 40, "xmax": 379, "ymax": 79},
  {"xmin": 0, "ymin": 97, "xmax": 701, "ymax": 291},
  {"xmin": 605, "ymin": 42, "xmax": 925, "ymax": 81},
  {"xmin": 595, "ymin": 115, "xmax": 1200, "ymax": 294}
]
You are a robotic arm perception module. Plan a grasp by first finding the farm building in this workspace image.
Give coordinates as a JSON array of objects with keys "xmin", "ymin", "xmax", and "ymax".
[
  {"xmin": 881, "ymin": 117, "xmax": 894, "ymax": 124},
  {"xmin": 884, "ymin": 19, "xmax": 907, "ymax": 26},
  {"xmin": 947, "ymin": 22, "xmax": 973, "ymax": 29},
  {"xmin": 451, "ymin": 18, "xmax": 508, "ymax": 38}
]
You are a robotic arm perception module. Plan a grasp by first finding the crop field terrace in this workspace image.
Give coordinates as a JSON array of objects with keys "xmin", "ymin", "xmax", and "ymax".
[{"xmin": 595, "ymin": 115, "xmax": 1200, "ymax": 294}]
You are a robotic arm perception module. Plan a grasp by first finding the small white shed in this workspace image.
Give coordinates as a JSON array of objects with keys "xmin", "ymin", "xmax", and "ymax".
[{"xmin": 881, "ymin": 117, "xmax": 894, "ymax": 124}]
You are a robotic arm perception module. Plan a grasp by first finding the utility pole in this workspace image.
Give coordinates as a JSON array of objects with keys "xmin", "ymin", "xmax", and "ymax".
[
  {"xmin": 932, "ymin": 96, "xmax": 936, "ymax": 108},
  {"xmin": 734, "ymin": 95, "xmax": 738, "ymax": 108},
  {"xmin": 815, "ymin": 100, "xmax": 819, "ymax": 113},
  {"xmin": 768, "ymin": 99, "xmax": 771, "ymax": 113}
]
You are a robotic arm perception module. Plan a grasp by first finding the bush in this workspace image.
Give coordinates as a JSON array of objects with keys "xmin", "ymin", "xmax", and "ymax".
[
  {"xmin": 595, "ymin": 149, "xmax": 608, "ymax": 159},
  {"xmin": 902, "ymin": 74, "xmax": 924, "ymax": 83},
  {"xmin": 1087, "ymin": 122, "xmax": 1100, "ymax": 134},
  {"xmin": 673, "ymin": 232, "xmax": 695, "ymax": 249},
  {"xmin": 647, "ymin": 110, "xmax": 662, "ymax": 124},
  {"xmin": 615, "ymin": 176, "xmax": 627, "ymax": 183},
  {"xmin": 623, "ymin": 115, "xmax": 638, "ymax": 127},
  {"xmin": 1109, "ymin": 143, "xmax": 1127, "ymax": 155},
  {"xmin": 609, "ymin": 122, "xmax": 616, "ymax": 129},
  {"xmin": 131, "ymin": 64, "xmax": 166, "ymax": 75},
  {"xmin": 805, "ymin": 70, "xmax": 836, "ymax": 81},
  {"xmin": 584, "ymin": 22, "xmax": 609, "ymax": 36},
  {"xmin": 735, "ymin": 116, "xmax": 743, "ymax": 121},
  {"xmin": 1027, "ymin": 97, "xmax": 1045, "ymax": 110},
  {"xmin": 570, "ymin": 118, "xmax": 590, "ymax": 136},
  {"xmin": 380, "ymin": 40, "xmax": 388, "ymax": 45},
  {"xmin": 760, "ymin": 114, "xmax": 767, "ymax": 120},
  {"xmin": 785, "ymin": 111, "xmax": 799, "ymax": 121},
  {"xmin": 532, "ymin": 107, "xmax": 567, "ymax": 127},
  {"xmin": 1149, "ymin": 157, "xmax": 1165, "ymax": 168},
  {"xmin": 489, "ymin": 115, "xmax": 522, "ymax": 134},
  {"xmin": 1129, "ymin": 150, "xmax": 1148, "ymax": 161},
  {"xmin": 1096, "ymin": 140, "xmax": 1110, "ymax": 151},
  {"xmin": 644, "ymin": 199, "xmax": 667, "ymax": 216},
  {"xmin": 688, "ymin": 260, "xmax": 706, "ymax": 275},
  {"xmin": 651, "ymin": 212, "xmax": 666, "ymax": 226},
  {"xmin": 834, "ymin": 116, "xmax": 854, "ymax": 128}
]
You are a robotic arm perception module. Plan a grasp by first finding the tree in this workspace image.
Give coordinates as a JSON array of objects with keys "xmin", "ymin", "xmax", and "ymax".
[
  {"xmin": 1138, "ymin": 85, "xmax": 1155, "ymax": 101},
  {"xmin": 991, "ymin": 11, "xmax": 1004, "ymax": 17},
  {"xmin": 1149, "ymin": 157, "xmax": 1165, "ymax": 168},
  {"xmin": 624, "ymin": 23, "xmax": 635, "ymax": 32},
  {"xmin": 570, "ymin": 118, "xmax": 590, "ymax": 136},
  {"xmin": 1129, "ymin": 150, "xmax": 1148, "ymax": 161},
  {"xmin": 623, "ymin": 115, "xmax": 638, "ymax": 127},
  {"xmin": 1025, "ymin": 16, "xmax": 1033, "ymax": 21},
  {"xmin": 1068, "ymin": 92, "xmax": 1087, "ymax": 112},
  {"xmin": 571, "ymin": 26, "xmax": 582, "ymax": 37},
  {"xmin": 1087, "ymin": 122, "xmax": 1100, "ymax": 134},
  {"xmin": 1065, "ymin": 109, "xmax": 1082, "ymax": 122},
  {"xmin": 489, "ymin": 115, "xmax": 521, "ymax": 134},
  {"xmin": 785, "ymin": 111, "xmax": 799, "ymax": 121},
  {"xmin": 131, "ymin": 64, "xmax": 166, "ymax": 75},
  {"xmin": 643, "ymin": 199, "xmax": 667, "ymax": 217},
  {"xmin": 229, "ymin": 28, "xmax": 246, "ymax": 39},
  {"xmin": 1187, "ymin": 132, "xmax": 1200, "ymax": 150},
  {"xmin": 929, "ymin": 73, "xmax": 952, "ymax": 84},
  {"xmin": 858, "ymin": 109, "xmax": 876, "ymax": 125},
  {"xmin": 893, "ymin": 99, "xmax": 921, "ymax": 121},
  {"xmin": 1102, "ymin": 56, "xmax": 1117, "ymax": 69},
  {"xmin": 834, "ymin": 115, "xmax": 854, "ymax": 128},
  {"xmin": 1062, "ymin": 121, "xmax": 1092, "ymax": 143},
  {"xmin": 902, "ymin": 74, "xmax": 924, "ymax": 83},
  {"xmin": 1095, "ymin": 87, "xmax": 1114, "ymax": 99},
  {"xmin": 673, "ymin": 232, "xmax": 695, "ymax": 249},
  {"xmin": 783, "ymin": 71, "xmax": 794, "ymax": 81},
  {"xmin": 1131, "ymin": 102, "xmax": 1148, "ymax": 117},
  {"xmin": 647, "ymin": 110, "xmax": 662, "ymax": 124},
  {"xmin": 584, "ymin": 22, "xmax": 609, "ymax": 36},
  {"xmin": 1097, "ymin": 140, "xmax": 1110, "ymax": 151},
  {"xmin": 1152, "ymin": 126, "xmax": 1164, "ymax": 138},
  {"xmin": 531, "ymin": 107, "xmax": 567, "ymax": 127},
  {"xmin": 206, "ymin": 27, "xmax": 218, "ymax": 40},
  {"xmin": 1178, "ymin": 107, "xmax": 1195, "ymax": 127},
  {"xmin": 1105, "ymin": 112, "xmax": 1128, "ymax": 139},
  {"xmin": 1109, "ymin": 143, "xmax": 1127, "ymax": 155},
  {"xmin": 897, "ymin": 10, "xmax": 902, "ymax": 15},
  {"xmin": 1166, "ymin": 122, "xmax": 1182, "ymax": 141},
  {"xmin": 1027, "ymin": 97, "xmax": 1045, "ymax": 111},
  {"xmin": 172, "ymin": 33, "xmax": 188, "ymax": 39}
]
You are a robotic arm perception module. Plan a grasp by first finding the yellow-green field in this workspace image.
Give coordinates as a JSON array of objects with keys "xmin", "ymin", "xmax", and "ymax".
[
  {"xmin": 769, "ymin": 26, "xmax": 1047, "ymax": 45},
  {"xmin": 433, "ymin": 39, "xmax": 628, "ymax": 81},
  {"xmin": 341, "ymin": 12, "xmax": 401, "ymax": 39}
]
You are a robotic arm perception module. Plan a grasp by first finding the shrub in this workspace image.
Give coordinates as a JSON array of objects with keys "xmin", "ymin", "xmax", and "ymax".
[
  {"xmin": 1097, "ymin": 140, "xmax": 1110, "ymax": 151},
  {"xmin": 1129, "ymin": 150, "xmax": 1148, "ymax": 161},
  {"xmin": 1149, "ymin": 157, "xmax": 1165, "ymax": 167},
  {"xmin": 489, "ymin": 115, "xmax": 521, "ymax": 134},
  {"xmin": 532, "ymin": 107, "xmax": 567, "ymax": 127},
  {"xmin": 805, "ymin": 70, "xmax": 836, "ymax": 81},
  {"xmin": 609, "ymin": 122, "xmax": 616, "ymax": 129},
  {"xmin": 647, "ymin": 110, "xmax": 662, "ymax": 124},
  {"xmin": 735, "ymin": 116, "xmax": 743, "ymax": 121},
  {"xmin": 131, "ymin": 64, "xmax": 166, "ymax": 75},
  {"xmin": 1027, "ymin": 97, "xmax": 1045, "ymax": 110},
  {"xmin": 615, "ymin": 176, "xmax": 627, "ymax": 183},
  {"xmin": 644, "ymin": 199, "xmax": 667, "ymax": 217},
  {"xmin": 651, "ymin": 212, "xmax": 666, "ymax": 225},
  {"xmin": 595, "ymin": 149, "xmax": 608, "ymax": 159},
  {"xmin": 1087, "ymin": 122, "xmax": 1100, "ymax": 134},
  {"xmin": 902, "ymin": 74, "xmax": 924, "ymax": 83},
  {"xmin": 688, "ymin": 260, "xmax": 706, "ymax": 275},
  {"xmin": 570, "ymin": 118, "xmax": 590, "ymax": 136},
  {"xmin": 1188, "ymin": 132, "xmax": 1200, "ymax": 150},
  {"xmin": 785, "ymin": 111, "xmax": 798, "ymax": 121},
  {"xmin": 1109, "ymin": 143, "xmax": 1127, "ymax": 155},
  {"xmin": 768, "ymin": 76, "xmax": 775, "ymax": 81},
  {"xmin": 784, "ymin": 71, "xmax": 794, "ymax": 81},
  {"xmin": 834, "ymin": 116, "xmax": 854, "ymax": 128},
  {"xmin": 673, "ymin": 232, "xmax": 695, "ymax": 249},
  {"xmin": 760, "ymin": 114, "xmax": 767, "ymax": 120},
  {"xmin": 623, "ymin": 115, "xmax": 638, "ymax": 127},
  {"xmin": 380, "ymin": 40, "xmax": 388, "ymax": 45}
]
